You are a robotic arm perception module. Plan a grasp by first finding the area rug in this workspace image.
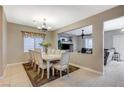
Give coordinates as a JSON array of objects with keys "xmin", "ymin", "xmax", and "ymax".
[{"xmin": 23, "ymin": 63, "xmax": 79, "ymax": 87}]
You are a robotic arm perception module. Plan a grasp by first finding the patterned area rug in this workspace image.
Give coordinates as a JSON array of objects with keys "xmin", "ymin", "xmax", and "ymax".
[{"xmin": 23, "ymin": 63, "xmax": 79, "ymax": 87}]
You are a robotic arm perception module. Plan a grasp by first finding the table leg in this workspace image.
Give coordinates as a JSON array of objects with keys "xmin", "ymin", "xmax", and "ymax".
[{"xmin": 47, "ymin": 60, "xmax": 50, "ymax": 79}]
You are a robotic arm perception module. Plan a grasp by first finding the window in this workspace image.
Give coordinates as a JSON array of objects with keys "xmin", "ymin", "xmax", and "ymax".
[
  {"xmin": 34, "ymin": 38, "xmax": 44, "ymax": 49},
  {"xmin": 24, "ymin": 37, "xmax": 44, "ymax": 52},
  {"xmin": 85, "ymin": 38, "xmax": 92, "ymax": 49}
]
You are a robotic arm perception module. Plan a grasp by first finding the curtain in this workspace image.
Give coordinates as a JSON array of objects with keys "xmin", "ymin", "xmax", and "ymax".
[{"xmin": 21, "ymin": 31, "xmax": 46, "ymax": 38}]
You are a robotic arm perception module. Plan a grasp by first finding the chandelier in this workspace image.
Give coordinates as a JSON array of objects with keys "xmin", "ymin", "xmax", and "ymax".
[
  {"xmin": 121, "ymin": 28, "xmax": 124, "ymax": 32},
  {"xmin": 33, "ymin": 18, "xmax": 51, "ymax": 32}
]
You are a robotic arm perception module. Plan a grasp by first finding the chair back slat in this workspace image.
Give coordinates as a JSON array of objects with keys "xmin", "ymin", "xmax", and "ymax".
[
  {"xmin": 33, "ymin": 50, "xmax": 44, "ymax": 67},
  {"xmin": 107, "ymin": 49, "xmax": 114, "ymax": 63},
  {"xmin": 60, "ymin": 53, "xmax": 70, "ymax": 66},
  {"xmin": 47, "ymin": 48, "xmax": 51, "ymax": 54},
  {"xmin": 28, "ymin": 50, "xmax": 32, "ymax": 61},
  {"xmin": 37, "ymin": 52, "xmax": 44, "ymax": 67},
  {"xmin": 33, "ymin": 51, "xmax": 39, "ymax": 65},
  {"xmin": 60, "ymin": 50, "xmax": 65, "ymax": 55},
  {"xmin": 29, "ymin": 50, "xmax": 35, "ymax": 63},
  {"xmin": 34, "ymin": 48, "xmax": 41, "ymax": 52},
  {"xmin": 51, "ymin": 49, "xmax": 55, "ymax": 54}
]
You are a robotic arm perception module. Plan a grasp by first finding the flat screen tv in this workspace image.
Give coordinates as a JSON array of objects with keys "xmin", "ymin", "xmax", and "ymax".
[{"xmin": 61, "ymin": 44, "xmax": 70, "ymax": 50}]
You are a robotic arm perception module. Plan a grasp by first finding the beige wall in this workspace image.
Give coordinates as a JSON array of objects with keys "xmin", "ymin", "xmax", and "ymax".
[
  {"xmin": 0, "ymin": 6, "xmax": 3, "ymax": 77},
  {"xmin": 71, "ymin": 36, "xmax": 85, "ymax": 52},
  {"xmin": 7, "ymin": 22, "xmax": 53, "ymax": 64},
  {"xmin": 0, "ymin": 6, "xmax": 7, "ymax": 77},
  {"xmin": 2, "ymin": 8, "xmax": 7, "ymax": 71},
  {"xmin": 53, "ymin": 6, "xmax": 124, "ymax": 73}
]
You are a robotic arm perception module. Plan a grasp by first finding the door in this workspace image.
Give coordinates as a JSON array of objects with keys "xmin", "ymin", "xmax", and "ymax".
[{"xmin": 113, "ymin": 35, "xmax": 124, "ymax": 60}]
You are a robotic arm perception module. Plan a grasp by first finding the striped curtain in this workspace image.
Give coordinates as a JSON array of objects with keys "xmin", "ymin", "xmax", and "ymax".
[{"xmin": 21, "ymin": 31, "xmax": 46, "ymax": 38}]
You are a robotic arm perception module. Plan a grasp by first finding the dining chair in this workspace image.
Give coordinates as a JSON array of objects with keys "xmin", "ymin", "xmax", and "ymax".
[
  {"xmin": 60, "ymin": 50, "xmax": 65, "ymax": 55},
  {"xmin": 34, "ymin": 48, "xmax": 41, "ymax": 52},
  {"xmin": 32, "ymin": 50, "xmax": 39, "ymax": 71},
  {"xmin": 106, "ymin": 49, "xmax": 115, "ymax": 65},
  {"xmin": 52, "ymin": 52, "xmax": 70, "ymax": 77},
  {"xmin": 28, "ymin": 50, "xmax": 33, "ymax": 63},
  {"xmin": 35, "ymin": 51, "xmax": 53, "ymax": 79},
  {"xmin": 55, "ymin": 50, "xmax": 61, "ymax": 55},
  {"xmin": 51, "ymin": 49, "xmax": 55, "ymax": 54},
  {"xmin": 47, "ymin": 48, "xmax": 52, "ymax": 54},
  {"xmin": 47, "ymin": 48, "xmax": 57, "ymax": 54},
  {"xmin": 28, "ymin": 50, "xmax": 36, "ymax": 68}
]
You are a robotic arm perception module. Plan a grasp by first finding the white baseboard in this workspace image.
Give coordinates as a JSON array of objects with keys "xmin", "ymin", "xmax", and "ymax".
[
  {"xmin": 0, "ymin": 65, "xmax": 8, "ymax": 79},
  {"xmin": 0, "ymin": 61, "xmax": 103, "ymax": 79},
  {"xmin": 7, "ymin": 61, "xmax": 28, "ymax": 66},
  {"xmin": 70, "ymin": 63, "xmax": 103, "ymax": 75}
]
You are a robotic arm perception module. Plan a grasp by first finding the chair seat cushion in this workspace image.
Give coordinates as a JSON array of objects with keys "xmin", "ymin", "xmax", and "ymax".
[
  {"xmin": 53, "ymin": 63, "xmax": 68, "ymax": 70},
  {"xmin": 39, "ymin": 62, "xmax": 53, "ymax": 69}
]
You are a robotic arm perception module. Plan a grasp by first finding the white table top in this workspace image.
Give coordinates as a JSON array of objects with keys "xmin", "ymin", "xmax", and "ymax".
[{"xmin": 42, "ymin": 54, "xmax": 61, "ymax": 61}]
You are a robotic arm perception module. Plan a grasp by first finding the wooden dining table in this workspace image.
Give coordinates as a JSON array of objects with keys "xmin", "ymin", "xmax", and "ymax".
[{"xmin": 42, "ymin": 54, "xmax": 61, "ymax": 79}]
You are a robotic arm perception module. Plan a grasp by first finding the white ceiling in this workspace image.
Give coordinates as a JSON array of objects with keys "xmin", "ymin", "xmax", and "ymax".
[
  {"xmin": 104, "ymin": 16, "xmax": 124, "ymax": 31},
  {"xmin": 61, "ymin": 16, "xmax": 124, "ymax": 36},
  {"xmin": 3, "ymin": 5, "xmax": 116, "ymax": 31}
]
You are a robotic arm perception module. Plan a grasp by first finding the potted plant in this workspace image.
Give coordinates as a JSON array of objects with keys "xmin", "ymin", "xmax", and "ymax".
[{"xmin": 39, "ymin": 42, "xmax": 51, "ymax": 54}]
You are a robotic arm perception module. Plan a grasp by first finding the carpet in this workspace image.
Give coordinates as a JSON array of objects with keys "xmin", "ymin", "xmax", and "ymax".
[{"xmin": 23, "ymin": 63, "xmax": 79, "ymax": 87}]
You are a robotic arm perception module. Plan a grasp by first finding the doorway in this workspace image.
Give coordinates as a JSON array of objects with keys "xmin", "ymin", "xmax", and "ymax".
[
  {"xmin": 104, "ymin": 16, "xmax": 124, "ymax": 66},
  {"xmin": 113, "ymin": 35, "xmax": 124, "ymax": 61}
]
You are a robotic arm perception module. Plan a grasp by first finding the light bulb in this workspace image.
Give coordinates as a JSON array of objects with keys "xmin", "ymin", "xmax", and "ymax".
[
  {"xmin": 37, "ymin": 26, "xmax": 41, "ymax": 29},
  {"xmin": 121, "ymin": 28, "xmax": 124, "ymax": 31},
  {"xmin": 42, "ymin": 25, "xmax": 45, "ymax": 28},
  {"xmin": 48, "ymin": 26, "xmax": 52, "ymax": 29}
]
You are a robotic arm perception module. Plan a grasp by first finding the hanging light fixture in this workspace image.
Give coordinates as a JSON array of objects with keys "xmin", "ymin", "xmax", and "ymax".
[
  {"xmin": 121, "ymin": 28, "xmax": 124, "ymax": 32},
  {"xmin": 33, "ymin": 18, "xmax": 52, "ymax": 32}
]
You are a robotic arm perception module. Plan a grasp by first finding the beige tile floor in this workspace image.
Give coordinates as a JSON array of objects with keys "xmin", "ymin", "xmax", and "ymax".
[
  {"xmin": 0, "ymin": 64, "xmax": 32, "ymax": 87},
  {"xmin": 0, "ymin": 61, "xmax": 124, "ymax": 87}
]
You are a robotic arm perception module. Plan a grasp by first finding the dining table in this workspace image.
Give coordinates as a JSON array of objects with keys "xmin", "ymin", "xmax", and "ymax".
[{"xmin": 42, "ymin": 54, "xmax": 61, "ymax": 79}]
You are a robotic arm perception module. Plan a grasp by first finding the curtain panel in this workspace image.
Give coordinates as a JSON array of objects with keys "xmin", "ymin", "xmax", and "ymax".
[{"xmin": 21, "ymin": 31, "xmax": 46, "ymax": 38}]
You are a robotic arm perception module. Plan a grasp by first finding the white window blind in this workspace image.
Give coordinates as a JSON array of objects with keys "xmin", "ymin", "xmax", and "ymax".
[
  {"xmin": 34, "ymin": 38, "xmax": 44, "ymax": 49},
  {"xmin": 85, "ymin": 38, "xmax": 92, "ymax": 49},
  {"xmin": 24, "ymin": 37, "xmax": 44, "ymax": 52}
]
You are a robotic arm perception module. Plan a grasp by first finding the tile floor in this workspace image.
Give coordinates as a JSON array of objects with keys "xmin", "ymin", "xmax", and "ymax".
[
  {"xmin": 0, "ymin": 64, "xmax": 32, "ymax": 87},
  {"xmin": 0, "ymin": 61, "xmax": 124, "ymax": 87}
]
